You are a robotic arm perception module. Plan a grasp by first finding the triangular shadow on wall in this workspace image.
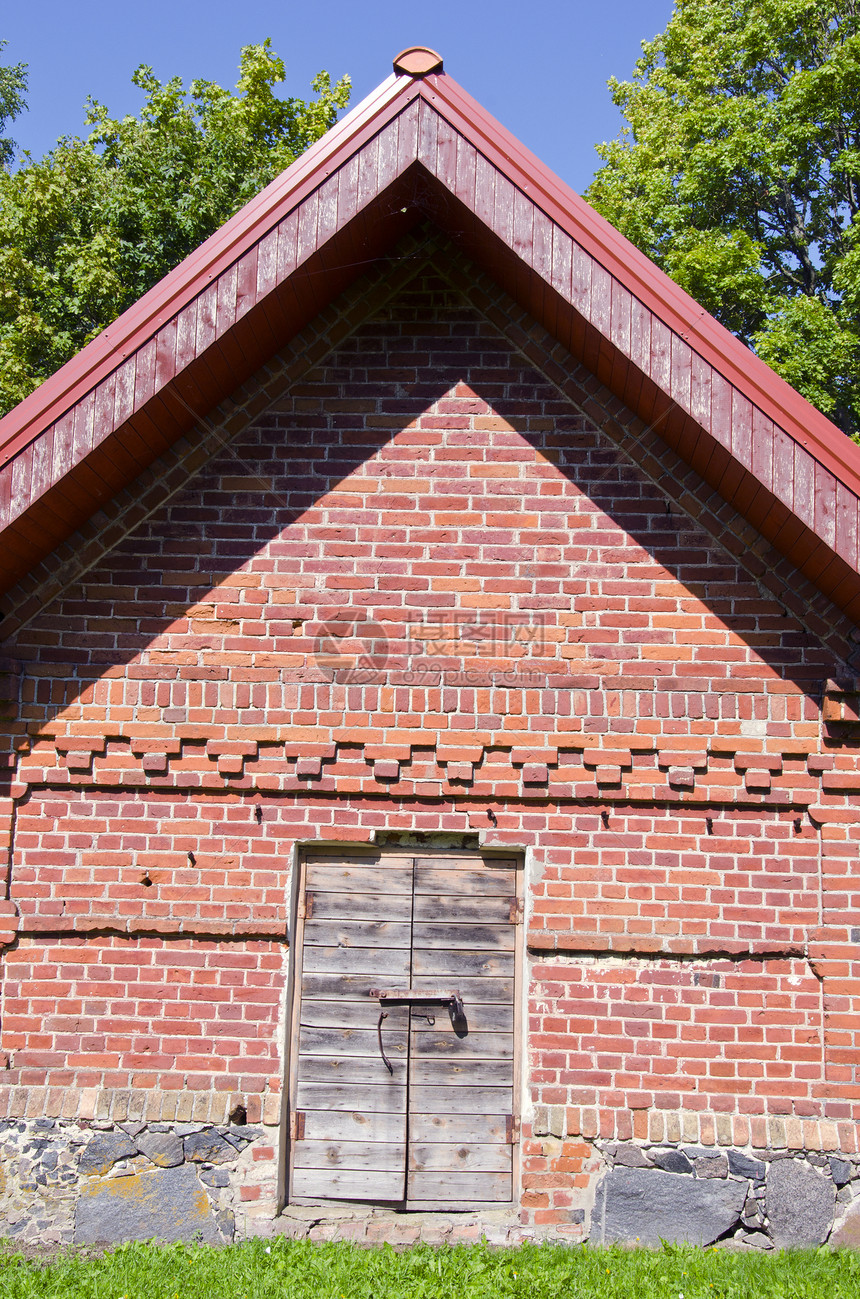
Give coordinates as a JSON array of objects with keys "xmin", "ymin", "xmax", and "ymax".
[{"xmin": 0, "ymin": 242, "xmax": 845, "ymax": 744}]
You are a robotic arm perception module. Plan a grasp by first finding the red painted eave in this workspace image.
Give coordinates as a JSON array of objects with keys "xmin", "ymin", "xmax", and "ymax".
[
  {"xmin": 0, "ymin": 71, "xmax": 419, "ymax": 472},
  {"xmin": 3, "ymin": 65, "xmax": 859, "ymax": 497},
  {"xmin": 421, "ymin": 70, "xmax": 860, "ymax": 499},
  {"xmin": 1, "ymin": 59, "xmax": 859, "ymax": 619}
]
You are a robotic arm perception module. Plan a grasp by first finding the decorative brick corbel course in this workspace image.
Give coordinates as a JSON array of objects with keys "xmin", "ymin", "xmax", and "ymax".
[
  {"xmin": 667, "ymin": 766, "xmax": 696, "ymax": 790},
  {"xmin": 54, "ymin": 736, "xmax": 107, "ymax": 772},
  {"xmin": 130, "ymin": 737, "xmax": 182, "ymax": 774},
  {"xmin": 444, "ymin": 763, "xmax": 474, "ymax": 784},
  {"xmin": 657, "ymin": 749, "xmax": 710, "ymax": 771},
  {"xmin": 206, "ymin": 740, "xmax": 259, "ymax": 777}
]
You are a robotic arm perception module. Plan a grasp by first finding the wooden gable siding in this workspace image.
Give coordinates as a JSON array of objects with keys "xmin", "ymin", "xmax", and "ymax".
[
  {"xmin": 1, "ymin": 70, "xmax": 860, "ymax": 620},
  {"xmin": 0, "ymin": 102, "xmax": 425, "ymax": 592}
]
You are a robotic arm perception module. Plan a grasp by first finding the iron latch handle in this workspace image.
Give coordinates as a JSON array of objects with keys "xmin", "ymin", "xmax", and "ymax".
[
  {"xmin": 377, "ymin": 1010, "xmax": 394, "ymax": 1075},
  {"xmin": 370, "ymin": 987, "xmax": 461, "ymax": 1004},
  {"xmin": 370, "ymin": 988, "xmax": 466, "ymax": 1032}
]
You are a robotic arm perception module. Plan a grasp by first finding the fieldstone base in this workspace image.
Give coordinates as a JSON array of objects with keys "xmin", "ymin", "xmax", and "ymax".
[
  {"xmin": 0, "ymin": 1117, "xmax": 274, "ymax": 1245},
  {"xmin": 593, "ymin": 1167, "xmax": 746, "ymax": 1246},
  {"xmin": 75, "ymin": 1165, "xmax": 223, "ymax": 1245},
  {"xmin": 595, "ymin": 1142, "xmax": 860, "ymax": 1249},
  {"xmin": 6, "ymin": 1116, "xmax": 860, "ymax": 1248}
]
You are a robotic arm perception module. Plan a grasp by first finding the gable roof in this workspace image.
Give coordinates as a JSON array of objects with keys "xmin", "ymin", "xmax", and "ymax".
[{"xmin": 2, "ymin": 47, "xmax": 860, "ymax": 620}]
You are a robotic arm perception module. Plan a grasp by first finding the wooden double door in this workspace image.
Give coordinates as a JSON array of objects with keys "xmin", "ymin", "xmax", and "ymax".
[{"xmin": 289, "ymin": 849, "xmax": 521, "ymax": 1209}]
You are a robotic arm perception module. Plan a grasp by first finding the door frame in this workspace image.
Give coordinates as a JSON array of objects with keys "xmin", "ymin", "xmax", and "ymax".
[{"xmin": 284, "ymin": 844, "xmax": 524, "ymax": 1211}]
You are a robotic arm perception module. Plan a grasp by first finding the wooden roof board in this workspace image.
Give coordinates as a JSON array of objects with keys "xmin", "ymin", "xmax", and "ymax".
[
  {"xmin": 0, "ymin": 60, "xmax": 859, "ymax": 622},
  {"xmin": 427, "ymin": 69, "xmax": 860, "ymax": 488}
]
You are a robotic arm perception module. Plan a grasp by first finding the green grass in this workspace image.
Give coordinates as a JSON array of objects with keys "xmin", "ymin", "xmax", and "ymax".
[{"xmin": 1, "ymin": 1238, "xmax": 859, "ymax": 1298}]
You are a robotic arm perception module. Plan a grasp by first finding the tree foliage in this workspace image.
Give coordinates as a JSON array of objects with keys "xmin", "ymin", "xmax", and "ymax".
[
  {"xmin": 0, "ymin": 39, "xmax": 27, "ymax": 169},
  {"xmin": 0, "ymin": 41, "xmax": 349, "ymax": 416},
  {"xmin": 586, "ymin": 0, "xmax": 860, "ymax": 434}
]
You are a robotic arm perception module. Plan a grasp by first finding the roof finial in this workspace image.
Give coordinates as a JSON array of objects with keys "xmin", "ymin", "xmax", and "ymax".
[{"xmin": 393, "ymin": 47, "xmax": 444, "ymax": 77}]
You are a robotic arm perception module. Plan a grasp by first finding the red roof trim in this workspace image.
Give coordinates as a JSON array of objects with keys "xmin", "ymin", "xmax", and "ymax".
[
  {"xmin": 422, "ymin": 71, "xmax": 860, "ymax": 494},
  {"xmin": 3, "ymin": 62, "xmax": 857, "ymax": 498},
  {"xmin": 0, "ymin": 72, "xmax": 419, "ymax": 471},
  {"xmin": 0, "ymin": 61, "xmax": 859, "ymax": 616}
]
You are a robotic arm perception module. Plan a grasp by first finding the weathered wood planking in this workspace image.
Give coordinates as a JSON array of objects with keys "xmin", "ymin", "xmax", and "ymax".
[
  {"xmin": 292, "ymin": 1169, "xmax": 404, "ymax": 1202},
  {"xmin": 409, "ymin": 1143, "xmax": 510, "ymax": 1173},
  {"xmin": 412, "ymin": 921, "xmax": 514, "ymax": 952},
  {"xmin": 410, "ymin": 975, "xmax": 515, "ymax": 1003},
  {"xmin": 410, "ymin": 1003, "xmax": 513, "ymax": 1032},
  {"xmin": 414, "ymin": 855, "xmax": 519, "ymax": 869},
  {"xmin": 306, "ymin": 892, "xmax": 413, "ymax": 922},
  {"xmin": 301, "ymin": 946, "xmax": 411, "ymax": 976},
  {"xmin": 409, "ymin": 1030, "xmax": 513, "ymax": 1060},
  {"xmin": 299, "ymin": 1027, "xmax": 409, "ymax": 1058},
  {"xmin": 406, "ymin": 1171, "xmax": 511, "ymax": 1202},
  {"xmin": 303, "ymin": 919, "xmax": 412, "ymax": 948},
  {"xmin": 413, "ymin": 866, "xmax": 516, "ymax": 895},
  {"xmin": 295, "ymin": 1081, "xmax": 407, "ymax": 1114},
  {"xmin": 292, "ymin": 852, "xmax": 415, "ymax": 1206},
  {"xmin": 412, "ymin": 950, "xmax": 514, "ymax": 978},
  {"xmin": 292, "ymin": 850, "xmax": 518, "ymax": 1208},
  {"xmin": 300, "ymin": 1001, "xmax": 410, "ymax": 1030},
  {"xmin": 413, "ymin": 894, "xmax": 514, "ymax": 923},
  {"xmin": 301, "ymin": 972, "xmax": 410, "ymax": 1001},
  {"xmin": 410, "ymin": 1113, "xmax": 509, "ymax": 1144},
  {"xmin": 300, "ymin": 972, "xmax": 516, "ymax": 1004},
  {"xmin": 405, "ymin": 853, "xmax": 517, "ymax": 1205},
  {"xmin": 294, "ymin": 1141, "xmax": 406, "ymax": 1171},
  {"xmin": 410, "ymin": 1059, "xmax": 513, "ymax": 1086},
  {"xmin": 297, "ymin": 1055, "xmax": 407, "ymax": 1084},
  {"xmin": 303, "ymin": 852, "xmax": 412, "ymax": 866},
  {"xmin": 305, "ymin": 863, "xmax": 413, "ymax": 894},
  {"xmin": 301, "ymin": 1109, "xmax": 406, "ymax": 1143}
]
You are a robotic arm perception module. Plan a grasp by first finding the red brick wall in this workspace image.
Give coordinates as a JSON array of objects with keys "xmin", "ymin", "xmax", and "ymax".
[
  {"xmin": 0, "ymin": 252, "xmax": 857, "ymax": 1225},
  {"xmin": 3, "ymin": 935, "xmax": 283, "ymax": 1093}
]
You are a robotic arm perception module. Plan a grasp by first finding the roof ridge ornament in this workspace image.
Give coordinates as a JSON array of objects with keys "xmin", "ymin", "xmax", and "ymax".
[{"xmin": 393, "ymin": 47, "xmax": 444, "ymax": 77}]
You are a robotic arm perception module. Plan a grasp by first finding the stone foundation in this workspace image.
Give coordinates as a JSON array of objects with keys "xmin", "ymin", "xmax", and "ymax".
[
  {"xmin": 0, "ymin": 1117, "xmax": 276, "ymax": 1245},
  {"xmin": 8, "ymin": 1115, "xmax": 860, "ymax": 1248},
  {"xmin": 594, "ymin": 1142, "xmax": 860, "ymax": 1249}
]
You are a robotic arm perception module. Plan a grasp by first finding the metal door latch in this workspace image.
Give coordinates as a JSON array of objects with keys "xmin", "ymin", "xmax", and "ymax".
[
  {"xmin": 376, "ymin": 1009, "xmax": 394, "ymax": 1075},
  {"xmin": 370, "ymin": 988, "xmax": 467, "ymax": 1033}
]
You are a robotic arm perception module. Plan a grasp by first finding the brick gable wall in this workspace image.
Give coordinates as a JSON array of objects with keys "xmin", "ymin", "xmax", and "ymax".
[{"xmin": 0, "ymin": 244, "xmax": 858, "ymax": 1240}]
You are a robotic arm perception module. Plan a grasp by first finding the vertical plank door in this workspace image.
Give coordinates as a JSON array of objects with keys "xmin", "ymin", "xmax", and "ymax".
[
  {"xmin": 408, "ymin": 855, "xmax": 519, "ymax": 1207},
  {"xmin": 291, "ymin": 852, "xmax": 413, "ymax": 1203},
  {"xmin": 290, "ymin": 850, "xmax": 520, "ymax": 1208}
]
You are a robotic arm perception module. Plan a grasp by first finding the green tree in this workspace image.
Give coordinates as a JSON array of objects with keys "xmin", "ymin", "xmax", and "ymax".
[
  {"xmin": 586, "ymin": 0, "xmax": 860, "ymax": 435},
  {"xmin": 0, "ymin": 40, "xmax": 349, "ymax": 415},
  {"xmin": 0, "ymin": 39, "xmax": 27, "ymax": 168}
]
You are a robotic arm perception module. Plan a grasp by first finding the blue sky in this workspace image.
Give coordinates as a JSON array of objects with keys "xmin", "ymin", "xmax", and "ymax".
[{"xmin": 3, "ymin": 0, "xmax": 674, "ymax": 194}]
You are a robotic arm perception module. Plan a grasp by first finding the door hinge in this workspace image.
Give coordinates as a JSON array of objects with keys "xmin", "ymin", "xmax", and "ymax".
[
  {"xmin": 297, "ymin": 891, "xmax": 314, "ymax": 920},
  {"xmin": 290, "ymin": 1110, "xmax": 305, "ymax": 1140},
  {"xmin": 509, "ymin": 896, "xmax": 523, "ymax": 924},
  {"xmin": 506, "ymin": 1114, "xmax": 520, "ymax": 1144}
]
